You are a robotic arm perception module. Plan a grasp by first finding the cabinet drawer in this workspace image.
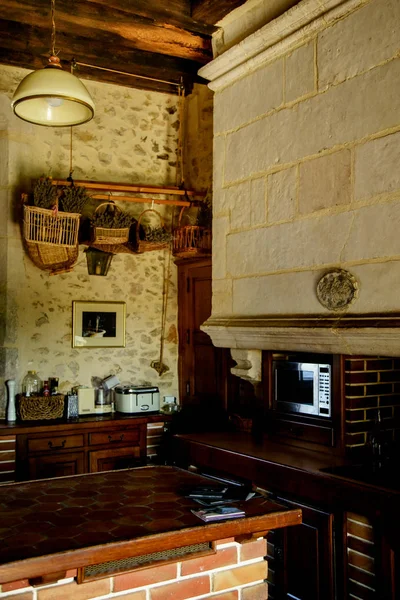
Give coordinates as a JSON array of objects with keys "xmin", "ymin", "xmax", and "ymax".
[
  {"xmin": 274, "ymin": 419, "xmax": 334, "ymax": 446},
  {"xmin": 28, "ymin": 434, "xmax": 84, "ymax": 453},
  {"xmin": 89, "ymin": 429, "xmax": 140, "ymax": 446}
]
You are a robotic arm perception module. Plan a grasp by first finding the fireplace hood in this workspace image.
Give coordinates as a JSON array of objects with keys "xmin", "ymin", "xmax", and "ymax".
[{"xmin": 198, "ymin": 0, "xmax": 400, "ymax": 359}]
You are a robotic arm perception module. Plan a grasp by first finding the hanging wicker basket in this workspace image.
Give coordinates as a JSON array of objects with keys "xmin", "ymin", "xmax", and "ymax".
[
  {"xmin": 172, "ymin": 207, "xmax": 212, "ymax": 258},
  {"xmin": 91, "ymin": 202, "xmax": 131, "ymax": 245},
  {"xmin": 23, "ymin": 202, "xmax": 80, "ymax": 275},
  {"xmin": 135, "ymin": 209, "xmax": 170, "ymax": 253}
]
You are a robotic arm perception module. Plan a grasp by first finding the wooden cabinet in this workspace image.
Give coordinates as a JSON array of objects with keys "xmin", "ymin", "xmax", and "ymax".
[
  {"xmin": 15, "ymin": 418, "xmax": 148, "ymax": 481},
  {"xmin": 267, "ymin": 500, "xmax": 335, "ymax": 600},
  {"xmin": 177, "ymin": 258, "xmax": 230, "ymax": 410}
]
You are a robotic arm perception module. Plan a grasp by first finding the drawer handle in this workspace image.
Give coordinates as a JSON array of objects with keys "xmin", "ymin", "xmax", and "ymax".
[
  {"xmin": 108, "ymin": 434, "xmax": 124, "ymax": 443},
  {"xmin": 48, "ymin": 440, "xmax": 66, "ymax": 450}
]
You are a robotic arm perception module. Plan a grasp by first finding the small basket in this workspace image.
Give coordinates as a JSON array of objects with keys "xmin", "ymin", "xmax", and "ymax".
[
  {"xmin": 92, "ymin": 202, "xmax": 130, "ymax": 245},
  {"xmin": 173, "ymin": 207, "xmax": 211, "ymax": 258},
  {"xmin": 18, "ymin": 395, "xmax": 65, "ymax": 421},
  {"xmin": 136, "ymin": 209, "xmax": 170, "ymax": 253},
  {"xmin": 23, "ymin": 202, "xmax": 80, "ymax": 274}
]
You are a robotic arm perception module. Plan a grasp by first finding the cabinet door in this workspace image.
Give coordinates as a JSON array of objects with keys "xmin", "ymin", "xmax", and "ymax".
[
  {"xmin": 177, "ymin": 259, "xmax": 229, "ymax": 409},
  {"xmin": 89, "ymin": 446, "xmax": 141, "ymax": 472},
  {"xmin": 269, "ymin": 500, "xmax": 335, "ymax": 600},
  {"xmin": 28, "ymin": 452, "xmax": 85, "ymax": 480}
]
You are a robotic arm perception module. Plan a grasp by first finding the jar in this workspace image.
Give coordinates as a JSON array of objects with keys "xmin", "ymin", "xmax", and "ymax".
[
  {"xmin": 22, "ymin": 371, "xmax": 42, "ymax": 397},
  {"xmin": 161, "ymin": 396, "xmax": 180, "ymax": 414}
]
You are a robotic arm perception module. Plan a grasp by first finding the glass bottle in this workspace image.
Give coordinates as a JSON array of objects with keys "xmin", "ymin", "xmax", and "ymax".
[
  {"xmin": 43, "ymin": 381, "xmax": 50, "ymax": 397},
  {"xmin": 22, "ymin": 371, "xmax": 42, "ymax": 397}
]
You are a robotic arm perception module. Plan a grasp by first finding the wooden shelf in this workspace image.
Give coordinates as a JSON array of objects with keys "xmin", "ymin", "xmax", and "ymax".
[{"xmin": 52, "ymin": 179, "xmax": 206, "ymax": 207}]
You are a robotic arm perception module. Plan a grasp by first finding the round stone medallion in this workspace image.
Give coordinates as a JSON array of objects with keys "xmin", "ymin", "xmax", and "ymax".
[{"xmin": 316, "ymin": 269, "xmax": 358, "ymax": 311}]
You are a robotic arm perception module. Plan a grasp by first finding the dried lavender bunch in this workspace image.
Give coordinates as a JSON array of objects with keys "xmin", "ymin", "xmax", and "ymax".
[
  {"xmin": 142, "ymin": 226, "xmax": 172, "ymax": 243},
  {"xmin": 91, "ymin": 206, "xmax": 133, "ymax": 229},
  {"xmin": 61, "ymin": 185, "xmax": 90, "ymax": 214},
  {"xmin": 196, "ymin": 195, "xmax": 212, "ymax": 228},
  {"xmin": 33, "ymin": 177, "xmax": 57, "ymax": 209}
]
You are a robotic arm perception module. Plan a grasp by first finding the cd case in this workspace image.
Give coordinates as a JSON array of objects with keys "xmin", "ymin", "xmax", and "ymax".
[{"xmin": 191, "ymin": 505, "xmax": 245, "ymax": 522}]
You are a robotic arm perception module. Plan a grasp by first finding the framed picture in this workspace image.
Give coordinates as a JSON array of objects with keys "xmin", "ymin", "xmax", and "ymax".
[{"xmin": 72, "ymin": 301, "xmax": 126, "ymax": 348}]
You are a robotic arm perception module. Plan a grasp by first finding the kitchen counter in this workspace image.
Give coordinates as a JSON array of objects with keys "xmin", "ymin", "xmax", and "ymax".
[
  {"xmin": 0, "ymin": 412, "xmax": 168, "ymax": 435},
  {"xmin": 172, "ymin": 432, "xmax": 400, "ymax": 522},
  {"xmin": 0, "ymin": 464, "xmax": 301, "ymax": 585}
]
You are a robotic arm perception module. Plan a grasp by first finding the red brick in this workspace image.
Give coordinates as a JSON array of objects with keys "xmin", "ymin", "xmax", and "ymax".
[
  {"xmin": 345, "ymin": 359, "xmax": 365, "ymax": 371},
  {"xmin": 213, "ymin": 562, "xmax": 267, "ymax": 592},
  {"xmin": 242, "ymin": 582, "xmax": 268, "ymax": 600},
  {"xmin": 365, "ymin": 383, "xmax": 393, "ymax": 396},
  {"xmin": 379, "ymin": 370, "xmax": 400, "ymax": 382},
  {"xmin": 380, "ymin": 395, "xmax": 400, "ymax": 406},
  {"xmin": 216, "ymin": 538, "xmax": 235, "ymax": 546},
  {"xmin": 181, "ymin": 547, "xmax": 237, "ymax": 576},
  {"xmin": 1, "ymin": 579, "xmax": 30, "ymax": 592},
  {"xmin": 348, "ymin": 549, "xmax": 374, "ymax": 573},
  {"xmin": 240, "ymin": 539, "xmax": 267, "ymax": 562},
  {"xmin": 347, "ymin": 397, "xmax": 378, "ymax": 409},
  {"xmin": 114, "ymin": 564, "xmax": 177, "ymax": 592},
  {"xmin": 345, "ymin": 432, "xmax": 366, "ymax": 446},
  {"xmin": 366, "ymin": 407, "xmax": 392, "ymax": 420},
  {"xmin": 346, "ymin": 409, "xmax": 366, "ymax": 421},
  {"xmin": 150, "ymin": 576, "xmax": 210, "ymax": 600},
  {"xmin": 0, "ymin": 594, "xmax": 32, "ymax": 600},
  {"xmin": 345, "ymin": 385, "xmax": 365, "ymax": 397},
  {"xmin": 212, "ymin": 592, "xmax": 239, "ymax": 600},
  {"xmin": 347, "ymin": 520, "xmax": 374, "ymax": 542},
  {"xmin": 365, "ymin": 359, "xmax": 393, "ymax": 371},
  {"xmin": 37, "ymin": 579, "xmax": 110, "ymax": 600},
  {"xmin": 347, "ymin": 372, "xmax": 378, "ymax": 384},
  {"xmin": 113, "ymin": 592, "xmax": 146, "ymax": 600}
]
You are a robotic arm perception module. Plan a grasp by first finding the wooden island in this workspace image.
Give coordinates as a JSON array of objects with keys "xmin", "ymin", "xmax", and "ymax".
[{"xmin": 0, "ymin": 465, "xmax": 301, "ymax": 599}]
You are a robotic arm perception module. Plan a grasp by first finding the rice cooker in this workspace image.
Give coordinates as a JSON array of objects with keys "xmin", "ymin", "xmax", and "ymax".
[{"xmin": 114, "ymin": 385, "xmax": 160, "ymax": 414}]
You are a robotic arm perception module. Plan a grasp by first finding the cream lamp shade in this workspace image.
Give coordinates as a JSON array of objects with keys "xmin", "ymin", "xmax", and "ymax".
[{"xmin": 11, "ymin": 57, "xmax": 95, "ymax": 127}]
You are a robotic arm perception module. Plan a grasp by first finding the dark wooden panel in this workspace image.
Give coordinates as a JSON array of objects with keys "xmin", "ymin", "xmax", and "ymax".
[
  {"xmin": 191, "ymin": 0, "xmax": 247, "ymax": 24},
  {"xmin": 28, "ymin": 452, "xmax": 85, "ymax": 479},
  {"xmin": 0, "ymin": 0, "xmax": 211, "ymax": 63},
  {"xmin": 89, "ymin": 429, "xmax": 140, "ymax": 446},
  {"xmin": 89, "ymin": 446, "xmax": 141, "ymax": 472},
  {"xmin": 28, "ymin": 434, "xmax": 84, "ymax": 453}
]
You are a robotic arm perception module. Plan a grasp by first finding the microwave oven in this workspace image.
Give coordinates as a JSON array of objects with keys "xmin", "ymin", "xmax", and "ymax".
[{"xmin": 272, "ymin": 361, "xmax": 331, "ymax": 417}]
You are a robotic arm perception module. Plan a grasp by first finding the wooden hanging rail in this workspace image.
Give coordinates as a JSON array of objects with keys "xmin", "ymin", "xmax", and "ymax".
[
  {"xmin": 89, "ymin": 194, "xmax": 191, "ymax": 207},
  {"xmin": 51, "ymin": 179, "xmax": 205, "ymax": 197}
]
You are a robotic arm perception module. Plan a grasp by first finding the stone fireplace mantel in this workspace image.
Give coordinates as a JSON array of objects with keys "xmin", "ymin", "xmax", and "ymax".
[{"xmin": 201, "ymin": 315, "xmax": 400, "ymax": 357}]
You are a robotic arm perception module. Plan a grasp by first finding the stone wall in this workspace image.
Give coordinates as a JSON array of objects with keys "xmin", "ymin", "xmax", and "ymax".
[
  {"xmin": 201, "ymin": 0, "xmax": 400, "ymax": 325},
  {"xmin": 0, "ymin": 66, "xmax": 212, "ymax": 415}
]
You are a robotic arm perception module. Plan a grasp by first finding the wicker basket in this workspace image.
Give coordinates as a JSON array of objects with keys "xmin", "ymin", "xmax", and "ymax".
[
  {"xmin": 136, "ymin": 209, "xmax": 170, "ymax": 253},
  {"xmin": 23, "ymin": 203, "xmax": 80, "ymax": 274},
  {"xmin": 173, "ymin": 207, "xmax": 212, "ymax": 258},
  {"xmin": 91, "ymin": 202, "xmax": 130, "ymax": 245},
  {"xmin": 18, "ymin": 394, "xmax": 65, "ymax": 421}
]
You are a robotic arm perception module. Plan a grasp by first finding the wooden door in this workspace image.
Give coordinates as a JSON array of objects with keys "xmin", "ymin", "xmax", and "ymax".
[
  {"xmin": 177, "ymin": 259, "xmax": 229, "ymax": 410},
  {"xmin": 269, "ymin": 500, "xmax": 335, "ymax": 600}
]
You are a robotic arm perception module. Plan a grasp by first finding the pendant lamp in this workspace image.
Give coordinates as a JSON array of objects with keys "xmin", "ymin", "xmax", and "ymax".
[{"xmin": 11, "ymin": 0, "xmax": 94, "ymax": 127}]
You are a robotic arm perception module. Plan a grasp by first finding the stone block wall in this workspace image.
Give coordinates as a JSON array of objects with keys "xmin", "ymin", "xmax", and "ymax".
[
  {"xmin": 205, "ymin": 0, "xmax": 400, "ymax": 321},
  {"xmin": 0, "ymin": 538, "xmax": 268, "ymax": 600}
]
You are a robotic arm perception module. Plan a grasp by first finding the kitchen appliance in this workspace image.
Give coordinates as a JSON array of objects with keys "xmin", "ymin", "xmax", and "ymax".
[
  {"xmin": 115, "ymin": 385, "xmax": 160, "ymax": 414},
  {"xmin": 273, "ymin": 361, "xmax": 331, "ymax": 417},
  {"xmin": 78, "ymin": 387, "xmax": 96, "ymax": 415}
]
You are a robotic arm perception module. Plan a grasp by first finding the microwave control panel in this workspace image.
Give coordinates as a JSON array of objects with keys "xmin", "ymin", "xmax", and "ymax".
[{"xmin": 318, "ymin": 365, "xmax": 331, "ymax": 417}]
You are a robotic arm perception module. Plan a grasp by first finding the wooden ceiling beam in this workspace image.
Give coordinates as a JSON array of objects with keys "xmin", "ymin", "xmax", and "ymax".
[
  {"xmin": 0, "ymin": 0, "xmax": 212, "ymax": 64},
  {"xmin": 191, "ymin": 0, "xmax": 247, "ymax": 25},
  {"xmin": 0, "ymin": 19, "xmax": 206, "ymax": 93}
]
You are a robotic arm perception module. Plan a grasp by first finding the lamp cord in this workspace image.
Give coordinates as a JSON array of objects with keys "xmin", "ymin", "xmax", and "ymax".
[{"xmin": 50, "ymin": 0, "xmax": 57, "ymax": 56}]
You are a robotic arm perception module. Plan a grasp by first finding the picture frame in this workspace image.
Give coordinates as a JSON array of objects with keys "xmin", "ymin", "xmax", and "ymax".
[{"xmin": 72, "ymin": 301, "xmax": 126, "ymax": 348}]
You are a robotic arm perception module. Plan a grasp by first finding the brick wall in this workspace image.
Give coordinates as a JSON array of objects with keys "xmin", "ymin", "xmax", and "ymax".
[
  {"xmin": 346, "ymin": 512, "xmax": 376, "ymax": 600},
  {"xmin": 344, "ymin": 357, "xmax": 400, "ymax": 458},
  {"xmin": 0, "ymin": 538, "xmax": 268, "ymax": 600}
]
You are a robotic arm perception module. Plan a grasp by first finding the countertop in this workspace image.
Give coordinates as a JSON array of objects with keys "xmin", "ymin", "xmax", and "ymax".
[
  {"xmin": 0, "ymin": 412, "xmax": 169, "ymax": 435},
  {"xmin": 0, "ymin": 465, "xmax": 301, "ymax": 584},
  {"xmin": 173, "ymin": 432, "xmax": 400, "ymax": 530}
]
